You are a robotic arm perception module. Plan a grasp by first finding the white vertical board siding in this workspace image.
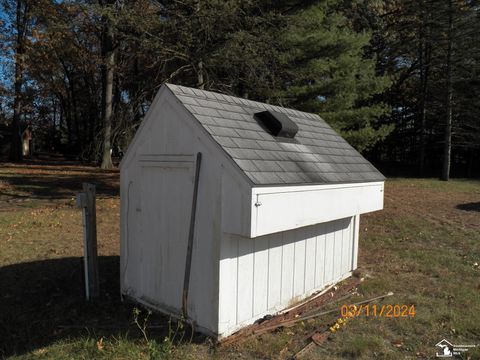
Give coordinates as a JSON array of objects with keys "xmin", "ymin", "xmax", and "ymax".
[
  {"xmin": 267, "ymin": 235, "xmax": 282, "ymax": 309},
  {"xmin": 341, "ymin": 219, "xmax": 352, "ymax": 275},
  {"xmin": 324, "ymin": 223, "xmax": 335, "ymax": 284},
  {"xmin": 314, "ymin": 229, "xmax": 326, "ymax": 288},
  {"xmin": 253, "ymin": 237, "xmax": 269, "ymax": 316},
  {"xmin": 237, "ymin": 238, "xmax": 255, "ymax": 323},
  {"xmin": 281, "ymin": 238, "xmax": 295, "ymax": 303},
  {"xmin": 304, "ymin": 229, "xmax": 317, "ymax": 293},
  {"xmin": 218, "ymin": 216, "xmax": 357, "ymax": 337},
  {"xmin": 352, "ymin": 214, "xmax": 360, "ymax": 269},
  {"xmin": 293, "ymin": 234, "xmax": 306, "ymax": 298},
  {"xmin": 218, "ymin": 234, "xmax": 238, "ymax": 330}
]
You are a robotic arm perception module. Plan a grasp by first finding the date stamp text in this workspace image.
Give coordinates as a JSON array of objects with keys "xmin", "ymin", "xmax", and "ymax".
[{"xmin": 340, "ymin": 304, "xmax": 416, "ymax": 318}]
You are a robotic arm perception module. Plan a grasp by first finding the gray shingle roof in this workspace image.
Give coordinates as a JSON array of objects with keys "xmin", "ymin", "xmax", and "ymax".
[{"xmin": 165, "ymin": 83, "xmax": 385, "ymax": 186}]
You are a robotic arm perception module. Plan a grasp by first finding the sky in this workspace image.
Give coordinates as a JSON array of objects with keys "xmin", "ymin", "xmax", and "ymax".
[{"xmin": 1, "ymin": 6, "xmax": 14, "ymax": 107}]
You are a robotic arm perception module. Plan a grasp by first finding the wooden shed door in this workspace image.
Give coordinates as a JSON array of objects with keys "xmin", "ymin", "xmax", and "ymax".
[{"xmin": 139, "ymin": 156, "xmax": 194, "ymax": 309}]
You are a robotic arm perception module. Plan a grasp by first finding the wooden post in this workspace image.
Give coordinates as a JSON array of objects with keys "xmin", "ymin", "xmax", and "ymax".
[{"xmin": 76, "ymin": 183, "xmax": 99, "ymax": 300}]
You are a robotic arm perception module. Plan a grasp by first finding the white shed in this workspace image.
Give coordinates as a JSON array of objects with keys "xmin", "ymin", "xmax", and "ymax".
[{"xmin": 120, "ymin": 83, "xmax": 384, "ymax": 338}]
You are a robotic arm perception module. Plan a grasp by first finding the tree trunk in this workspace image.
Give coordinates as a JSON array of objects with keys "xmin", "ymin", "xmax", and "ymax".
[
  {"xmin": 69, "ymin": 76, "xmax": 81, "ymax": 150},
  {"xmin": 441, "ymin": 0, "xmax": 453, "ymax": 181},
  {"xmin": 197, "ymin": 60, "xmax": 204, "ymax": 89},
  {"xmin": 59, "ymin": 95, "xmax": 73, "ymax": 146},
  {"xmin": 418, "ymin": 4, "xmax": 429, "ymax": 177},
  {"xmin": 9, "ymin": 0, "xmax": 28, "ymax": 162},
  {"xmin": 195, "ymin": 0, "xmax": 205, "ymax": 90},
  {"xmin": 82, "ymin": 73, "xmax": 97, "ymax": 148},
  {"xmin": 101, "ymin": 14, "xmax": 115, "ymax": 170}
]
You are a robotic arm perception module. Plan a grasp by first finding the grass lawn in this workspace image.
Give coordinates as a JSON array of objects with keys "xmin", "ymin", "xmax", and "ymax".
[{"xmin": 1, "ymin": 163, "xmax": 479, "ymax": 359}]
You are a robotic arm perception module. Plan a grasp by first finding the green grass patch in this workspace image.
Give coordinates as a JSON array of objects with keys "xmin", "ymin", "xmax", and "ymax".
[{"xmin": 388, "ymin": 177, "xmax": 480, "ymax": 193}]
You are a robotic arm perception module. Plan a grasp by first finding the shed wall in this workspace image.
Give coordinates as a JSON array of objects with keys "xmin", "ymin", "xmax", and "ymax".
[
  {"xmin": 121, "ymin": 93, "xmax": 234, "ymax": 334},
  {"xmin": 218, "ymin": 216, "xmax": 358, "ymax": 337}
]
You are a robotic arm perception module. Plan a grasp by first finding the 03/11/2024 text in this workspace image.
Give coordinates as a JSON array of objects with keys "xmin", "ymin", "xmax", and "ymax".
[{"xmin": 341, "ymin": 304, "xmax": 416, "ymax": 318}]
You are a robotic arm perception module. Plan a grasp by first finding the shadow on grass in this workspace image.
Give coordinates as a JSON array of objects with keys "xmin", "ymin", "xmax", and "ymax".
[
  {"xmin": 456, "ymin": 202, "xmax": 480, "ymax": 212},
  {"xmin": 0, "ymin": 256, "xmax": 205, "ymax": 357},
  {"xmin": 0, "ymin": 172, "xmax": 119, "ymax": 200}
]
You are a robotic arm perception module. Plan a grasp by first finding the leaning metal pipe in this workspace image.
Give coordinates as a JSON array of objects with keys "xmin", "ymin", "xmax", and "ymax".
[{"xmin": 182, "ymin": 152, "xmax": 202, "ymax": 319}]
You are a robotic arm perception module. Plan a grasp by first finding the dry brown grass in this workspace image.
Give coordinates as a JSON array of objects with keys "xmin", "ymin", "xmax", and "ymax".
[{"xmin": 1, "ymin": 163, "xmax": 479, "ymax": 359}]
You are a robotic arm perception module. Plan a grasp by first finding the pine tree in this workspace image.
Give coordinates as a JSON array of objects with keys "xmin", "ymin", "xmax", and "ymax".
[
  {"xmin": 272, "ymin": 1, "xmax": 392, "ymax": 152},
  {"xmin": 165, "ymin": 0, "xmax": 392, "ymax": 152}
]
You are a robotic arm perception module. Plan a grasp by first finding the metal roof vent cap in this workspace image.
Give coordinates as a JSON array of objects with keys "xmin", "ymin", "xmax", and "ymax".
[{"xmin": 254, "ymin": 110, "xmax": 298, "ymax": 139}]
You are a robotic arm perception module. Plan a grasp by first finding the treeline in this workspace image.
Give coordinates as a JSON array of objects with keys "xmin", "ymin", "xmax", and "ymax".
[
  {"xmin": 0, "ymin": 0, "xmax": 478, "ymax": 178},
  {"xmin": 366, "ymin": 0, "xmax": 480, "ymax": 178}
]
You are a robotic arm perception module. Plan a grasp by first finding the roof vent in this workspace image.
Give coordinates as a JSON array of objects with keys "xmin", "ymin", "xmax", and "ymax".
[{"xmin": 254, "ymin": 110, "xmax": 298, "ymax": 139}]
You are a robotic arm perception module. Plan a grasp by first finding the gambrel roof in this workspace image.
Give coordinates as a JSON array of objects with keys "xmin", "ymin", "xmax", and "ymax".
[{"xmin": 166, "ymin": 83, "xmax": 385, "ymax": 185}]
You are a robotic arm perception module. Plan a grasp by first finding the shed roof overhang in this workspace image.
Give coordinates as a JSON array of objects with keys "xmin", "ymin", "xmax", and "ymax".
[{"xmin": 247, "ymin": 181, "xmax": 384, "ymax": 238}]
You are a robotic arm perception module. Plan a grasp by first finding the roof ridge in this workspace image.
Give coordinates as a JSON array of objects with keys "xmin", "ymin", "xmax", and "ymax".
[{"xmin": 165, "ymin": 83, "xmax": 320, "ymax": 121}]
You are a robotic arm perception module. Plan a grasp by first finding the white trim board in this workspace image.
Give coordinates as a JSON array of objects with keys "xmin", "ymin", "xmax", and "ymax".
[{"xmin": 250, "ymin": 181, "xmax": 384, "ymax": 237}]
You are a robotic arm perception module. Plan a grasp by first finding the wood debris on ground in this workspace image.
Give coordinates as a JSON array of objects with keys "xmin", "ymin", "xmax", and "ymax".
[
  {"xmin": 219, "ymin": 276, "xmax": 397, "ymax": 360},
  {"xmin": 218, "ymin": 277, "xmax": 362, "ymax": 347},
  {"xmin": 290, "ymin": 292, "xmax": 393, "ymax": 359}
]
